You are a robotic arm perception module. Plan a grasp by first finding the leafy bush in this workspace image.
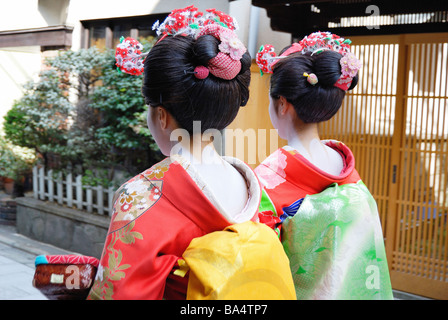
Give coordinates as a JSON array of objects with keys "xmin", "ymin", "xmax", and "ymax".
[
  {"xmin": 3, "ymin": 44, "xmax": 161, "ymax": 187},
  {"xmin": 0, "ymin": 136, "xmax": 37, "ymax": 182},
  {"xmin": 88, "ymin": 48, "xmax": 160, "ymax": 175},
  {"xmin": 4, "ymin": 68, "xmax": 72, "ymax": 166}
]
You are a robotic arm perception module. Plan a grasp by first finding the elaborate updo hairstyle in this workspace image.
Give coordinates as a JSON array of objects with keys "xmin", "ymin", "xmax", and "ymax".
[
  {"xmin": 142, "ymin": 34, "xmax": 251, "ymax": 134},
  {"xmin": 270, "ymin": 48, "xmax": 358, "ymax": 123}
]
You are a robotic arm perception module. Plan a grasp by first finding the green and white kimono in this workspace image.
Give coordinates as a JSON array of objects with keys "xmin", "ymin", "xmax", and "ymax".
[{"xmin": 255, "ymin": 143, "xmax": 394, "ymax": 300}]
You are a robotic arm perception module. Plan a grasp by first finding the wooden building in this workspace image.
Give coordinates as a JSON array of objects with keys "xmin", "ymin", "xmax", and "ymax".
[
  {"xmin": 228, "ymin": 0, "xmax": 448, "ymax": 299},
  {"xmin": 1, "ymin": 0, "xmax": 447, "ymax": 299}
]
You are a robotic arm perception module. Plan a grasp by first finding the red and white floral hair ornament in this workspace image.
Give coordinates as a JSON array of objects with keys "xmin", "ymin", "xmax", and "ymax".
[
  {"xmin": 115, "ymin": 5, "xmax": 246, "ymax": 80},
  {"xmin": 256, "ymin": 31, "xmax": 361, "ymax": 91},
  {"xmin": 115, "ymin": 37, "xmax": 146, "ymax": 75},
  {"xmin": 152, "ymin": 6, "xmax": 239, "ymax": 38},
  {"xmin": 336, "ymin": 52, "xmax": 362, "ymax": 90}
]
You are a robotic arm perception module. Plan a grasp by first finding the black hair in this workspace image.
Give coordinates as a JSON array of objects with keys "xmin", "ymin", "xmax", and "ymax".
[
  {"xmin": 142, "ymin": 35, "xmax": 251, "ymax": 134},
  {"xmin": 270, "ymin": 49, "xmax": 358, "ymax": 123}
]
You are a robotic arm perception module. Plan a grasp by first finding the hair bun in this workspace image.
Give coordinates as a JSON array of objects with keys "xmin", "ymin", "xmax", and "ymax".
[
  {"xmin": 312, "ymin": 50, "xmax": 345, "ymax": 87},
  {"xmin": 142, "ymin": 34, "xmax": 251, "ymax": 133},
  {"xmin": 194, "ymin": 34, "xmax": 219, "ymax": 66}
]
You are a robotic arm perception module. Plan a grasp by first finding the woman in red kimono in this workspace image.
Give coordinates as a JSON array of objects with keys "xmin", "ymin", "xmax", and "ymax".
[
  {"xmin": 86, "ymin": 7, "xmax": 294, "ymax": 300},
  {"xmin": 255, "ymin": 33, "xmax": 363, "ymax": 217},
  {"xmin": 255, "ymin": 32, "xmax": 394, "ymax": 299}
]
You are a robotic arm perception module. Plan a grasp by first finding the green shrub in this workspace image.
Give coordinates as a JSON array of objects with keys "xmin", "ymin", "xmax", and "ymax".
[
  {"xmin": 0, "ymin": 136, "xmax": 37, "ymax": 182},
  {"xmin": 3, "ymin": 44, "xmax": 161, "ymax": 187}
]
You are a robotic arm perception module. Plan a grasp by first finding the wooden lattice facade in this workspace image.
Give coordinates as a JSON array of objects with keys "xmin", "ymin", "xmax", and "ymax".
[
  {"xmin": 321, "ymin": 33, "xmax": 448, "ymax": 299},
  {"xmin": 227, "ymin": 32, "xmax": 448, "ymax": 299}
]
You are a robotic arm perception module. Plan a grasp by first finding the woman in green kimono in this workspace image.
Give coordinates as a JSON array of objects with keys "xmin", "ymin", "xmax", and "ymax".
[{"xmin": 255, "ymin": 31, "xmax": 394, "ymax": 300}]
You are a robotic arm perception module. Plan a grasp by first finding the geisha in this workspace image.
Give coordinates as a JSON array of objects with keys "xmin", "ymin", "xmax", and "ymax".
[
  {"xmin": 255, "ymin": 32, "xmax": 394, "ymax": 300},
  {"xmin": 85, "ymin": 6, "xmax": 294, "ymax": 300},
  {"xmin": 33, "ymin": 6, "xmax": 295, "ymax": 301}
]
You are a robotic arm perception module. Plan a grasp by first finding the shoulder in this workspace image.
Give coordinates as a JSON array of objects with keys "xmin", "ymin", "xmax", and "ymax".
[
  {"xmin": 117, "ymin": 157, "xmax": 180, "ymax": 194},
  {"xmin": 321, "ymin": 139, "xmax": 359, "ymax": 180},
  {"xmin": 115, "ymin": 157, "xmax": 174, "ymax": 210}
]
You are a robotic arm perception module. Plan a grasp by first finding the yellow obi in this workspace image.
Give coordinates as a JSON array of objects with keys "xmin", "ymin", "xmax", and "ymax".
[{"xmin": 180, "ymin": 221, "xmax": 296, "ymax": 300}]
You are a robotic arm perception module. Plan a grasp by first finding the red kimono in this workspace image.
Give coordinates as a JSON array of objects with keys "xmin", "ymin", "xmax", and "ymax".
[
  {"xmin": 255, "ymin": 140, "xmax": 361, "ymax": 223},
  {"xmin": 88, "ymin": 155, "xmax": 261, "ymax": 300}
]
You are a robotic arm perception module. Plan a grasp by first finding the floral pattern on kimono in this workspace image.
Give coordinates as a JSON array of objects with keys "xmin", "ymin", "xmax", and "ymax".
[
  {"xmin": 253, "ymin": 150, "xmax": 288, "ymax": 190},
  {"xmin": 88, "ymin": 158, "xmax": 172, "ymax": 299},
  {"xmin": 88, "ymin": 156, "xmax": 262, "ymax": 300}
]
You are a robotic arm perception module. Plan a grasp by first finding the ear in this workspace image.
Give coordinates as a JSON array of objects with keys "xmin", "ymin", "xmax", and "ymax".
[
  {"xmin": 278, "ymin": 96, "xmax": 293, "ymax": 116},
  {"xmin": 156, "ymin": 106, "xmax": 178, "ymax": 131},
  {"xmin": 156, "ymin": 106, "xmax": 168, "ymax": 130}
]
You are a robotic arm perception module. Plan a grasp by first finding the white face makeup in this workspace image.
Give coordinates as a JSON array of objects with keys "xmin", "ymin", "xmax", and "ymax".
[
  {"xmin": 268, "ymin": 95, "xmax": 279, "ymax": 131},
  {"xmin": 287, "ymin": 136, "xmax": 344, "ymax": 176},
  {"xmin": 268, "ymin": 94, "xmax": 344, "ymax": 176},
  {"xmin": 268, "ymin": 94, "xmax": 290, "ymax": 141}
]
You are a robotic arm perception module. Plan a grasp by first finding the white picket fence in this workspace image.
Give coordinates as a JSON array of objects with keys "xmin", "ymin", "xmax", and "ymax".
[{"xmin": 32, "ymin": 166, "xmax": 116, "ymax": 216}]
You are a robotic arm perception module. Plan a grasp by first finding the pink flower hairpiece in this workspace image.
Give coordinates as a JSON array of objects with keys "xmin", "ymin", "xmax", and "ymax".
[
  {"xmin": 256, "ymin": 31, "xmax": 362, "ymax": 91},
  {"xmin": 196, "ymin": 24, "xmax": 246, "ymax": 80},
  {"xmin": 334, "ymin": 52, "xmax": 362, "ymax": 90},
  {"xmin": 218, "ymin": 28, "xmax": 246, "ymax": 61}
]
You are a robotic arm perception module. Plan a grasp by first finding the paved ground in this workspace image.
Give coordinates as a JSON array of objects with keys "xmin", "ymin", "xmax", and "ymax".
[
  {"xmin": 0, "ymin": 222, "xmax": 74, "ymax": 300},
  {"xmin": 0, "ymin": 242, "xmax": 47, "ymax": 300}
]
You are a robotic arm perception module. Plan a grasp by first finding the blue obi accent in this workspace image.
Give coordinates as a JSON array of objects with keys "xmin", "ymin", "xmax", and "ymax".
[{"xmin": 280, "ymin": 198, "xmax": 304, "ymax": 222}]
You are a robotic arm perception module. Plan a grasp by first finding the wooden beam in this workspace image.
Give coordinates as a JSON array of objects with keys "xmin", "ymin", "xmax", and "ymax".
[
  {"xmin": 0, "ymin": 26, "xmax": 73, "ymax": 49},
  {"xmin": 255, "ymin": 0, "xmax": 448, "ymax": 36},
  {"xmin": 105, "ymin": 26, "xmax": 113, "ymax": 49},
  {"xmin": 270, "ymin": 14, "xmax": 448, "ymax": 37},
  {"xmin": 80, "ymin": 25, "xmax": 89, "ymax": 49},
  {"xmin": 265, "ymin": 2, "xmax": 448, "ymax": 24},
  {"xmin": 253, "ymin": 0, "xmax": 448, "ymax": 13}
]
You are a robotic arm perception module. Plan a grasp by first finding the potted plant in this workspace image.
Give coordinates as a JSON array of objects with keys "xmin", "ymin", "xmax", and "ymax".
[{"xmin": 0, "ymin": 137, "xmax": 37, "ymax": 196}]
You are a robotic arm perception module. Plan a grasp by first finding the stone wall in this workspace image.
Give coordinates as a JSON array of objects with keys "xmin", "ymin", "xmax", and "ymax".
[
  {"xmin": 15, "ymin": 196, "xmax": 110, "ymax": 258},
  {"xmin": 0, "ymin": 197, "xmax": 17, "ymax": 225}
]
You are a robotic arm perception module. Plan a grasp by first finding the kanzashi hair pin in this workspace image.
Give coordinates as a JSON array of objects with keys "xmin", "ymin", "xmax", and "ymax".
[
  {"xmin": 256, "ymin": 31, "xmax": 361, "ymax": 91},
  {"xmin": 115, "ymin": 5, "xmax": 246, "ymax": 81}
]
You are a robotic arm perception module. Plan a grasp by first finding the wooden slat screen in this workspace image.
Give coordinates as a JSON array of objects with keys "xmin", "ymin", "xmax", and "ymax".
[
  {"xmin": 394, "ymin": 41, "xmax": 447, "ymax": 291},
  {"xmin": 320, "ymin": 34, "xmax": 448, "ymax": 299},
  {"xmin": 320, "ymin": 41, "xmax": 400, "ymax": 236}
]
